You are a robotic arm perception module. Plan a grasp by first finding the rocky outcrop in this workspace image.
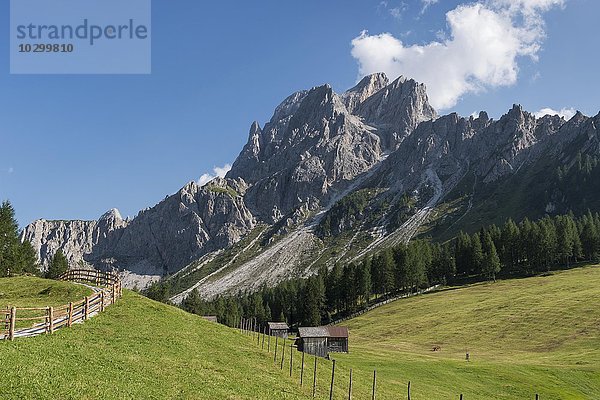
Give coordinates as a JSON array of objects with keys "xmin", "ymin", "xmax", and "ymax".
[
  {"xmin": 21, "ymin": 72, "xmax": 599, "ymax": 297},
  {"xmin": 22, "ymin": 178, "xmax": 255, "ymax": 286},
  {"xmin": 227, "ymin": 74, "xmax": 437, "ymax": 220}
]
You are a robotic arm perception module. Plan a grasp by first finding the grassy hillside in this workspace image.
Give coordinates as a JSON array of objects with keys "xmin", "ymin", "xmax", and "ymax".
[
  {"xmin": 0, "ymin": 287, "xmax": 307, "ymax": 399},
  {"xmin": 322, "ymin": 265, "xmax": 600, "ymax": 399},
  {"xmin": 0, "ymin": 276, "xmax": 93, "ymax": 309},
  {"xmin": 2, "ymin": 269, "xmax": 599, "ymax": 399}
]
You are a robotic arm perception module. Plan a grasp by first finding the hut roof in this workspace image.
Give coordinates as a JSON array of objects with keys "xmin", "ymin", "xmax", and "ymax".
[
  {"xmin": 297, "ymin": 326, "xmax": 349, "ymax": 339},
  {"xmin": 267, "ymin": 322, "xmax": 289, "ymax": 330}
]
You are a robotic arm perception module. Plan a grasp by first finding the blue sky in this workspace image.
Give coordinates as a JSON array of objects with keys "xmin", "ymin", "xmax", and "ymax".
[{"xmin": 1, "ymin": 0, "xmax": 599, "ymax": 227}]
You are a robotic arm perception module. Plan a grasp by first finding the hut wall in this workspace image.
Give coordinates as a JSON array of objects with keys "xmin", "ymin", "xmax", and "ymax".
[
  {"xmin": 301, "ymin": 338, "xmax": 328, "ymax": 358},
  {"xmin": 271, "ymin": 329, "xmax": 288, "ymax": 339},
  {"xmin": 327, "ymin": 337, "xmax": 348, "ymax": 353}
]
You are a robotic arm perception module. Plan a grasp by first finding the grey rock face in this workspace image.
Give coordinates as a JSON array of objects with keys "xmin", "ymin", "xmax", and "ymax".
[
  {"xmin": 22, "ymin": 178, "xmax": 256, "ymax": 280},
  {"xmin": 23, "ymin": 71, "xmax": 597, "ymax": 297},
  {"xmin": 227, "ymin": 73, "xmax": 436, "ymax": 220},
  {"xmin": 357, "ymin": 76, "xmax": 438, "ymax": 148}
]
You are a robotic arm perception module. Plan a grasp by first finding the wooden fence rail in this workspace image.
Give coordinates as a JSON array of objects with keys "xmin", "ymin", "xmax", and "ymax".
[{"xmin": 1, "ymin": 269, "xmax": 122, "ymax": 341}]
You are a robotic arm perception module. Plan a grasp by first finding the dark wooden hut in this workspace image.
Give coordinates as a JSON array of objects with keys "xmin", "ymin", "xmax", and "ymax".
[
  {"xmin": 201, "ymin": 315, "xmax": 218, "ymax": 323},
  {"xmin": 267, "ymin": 322, "xmax": 289, "ymax": 338},
  {"xmin": 296, "ymin": 326, "xmax": 349, "ymax": 358}
]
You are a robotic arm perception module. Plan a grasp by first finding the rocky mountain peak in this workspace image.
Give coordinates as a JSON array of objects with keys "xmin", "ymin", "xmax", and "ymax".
[
  {"xmin": 99, "ymin": 208, "xmax": 123, "ymax": 222},
  {"xmin": 357, "ymin": 75, "xmax": 437, "ymax": 148},
  {"xmin": 342, "ymin": 72, "xmax": 390, "ymax": 113}
]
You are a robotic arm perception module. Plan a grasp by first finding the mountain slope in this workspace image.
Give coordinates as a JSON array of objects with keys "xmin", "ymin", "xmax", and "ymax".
[
  {"xmin": 21, "ymin": 73, "xmax": 600, "ymax": 301},
  {"xmin": 326, "ymin": 265, "xmax": 600, "ymax": 399},
  {"xmin": 0, "ymin": 290, "xmax": 306, "ymax": 399}
]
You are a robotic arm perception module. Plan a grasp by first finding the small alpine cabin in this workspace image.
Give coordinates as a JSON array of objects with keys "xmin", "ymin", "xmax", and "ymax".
[
  {"xmin": 267, "ymin": 322, "xmax": 289, "ymax": 338},
  {"xmin": 296, "ymin": 326, "xmax": 349, "ymax": 358}
]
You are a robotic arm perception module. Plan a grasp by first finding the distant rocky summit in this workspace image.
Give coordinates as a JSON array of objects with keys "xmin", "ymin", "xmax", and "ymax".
[{"xmin": 22, "ymin": 73, "xmax": 600, "ymax": 295}]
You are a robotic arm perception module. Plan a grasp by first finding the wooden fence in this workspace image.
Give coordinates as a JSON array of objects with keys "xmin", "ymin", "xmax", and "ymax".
[{"xmin": 1, "ymin": 269, "xmax": 122, "ymax": 341}]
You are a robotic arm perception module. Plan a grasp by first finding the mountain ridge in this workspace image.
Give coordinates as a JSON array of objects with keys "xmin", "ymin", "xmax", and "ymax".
[{"xmin": 21, "ymin": 73, "xmax": 600, "ymax": 298}]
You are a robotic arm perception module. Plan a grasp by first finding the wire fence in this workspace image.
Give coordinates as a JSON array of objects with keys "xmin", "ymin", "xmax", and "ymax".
[{"xmin": 238, "ymin": 317, "xmax": 544, "ymax": 400}]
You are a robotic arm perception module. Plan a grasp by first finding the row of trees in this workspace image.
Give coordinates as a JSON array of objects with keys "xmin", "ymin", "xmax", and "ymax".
[
  {"xmin": 179, "ymin": 212, "xmax": 600, "ymax": 329},
  {"xmin": 455, "ymin": 212, "xmax": 600, "ymax": 279},
  {"xmin": 180, "ymin": 238, "xmax": 455, "ymax": 328},
  {"xmin": 0, "ymin": 200, "xmax": 68, "ymax": 278}
]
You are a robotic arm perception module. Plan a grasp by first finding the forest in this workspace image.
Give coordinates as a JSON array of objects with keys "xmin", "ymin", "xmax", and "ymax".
[{"xmin": 173, "ymin": 211, "xmax": 600, "ymax": 328}]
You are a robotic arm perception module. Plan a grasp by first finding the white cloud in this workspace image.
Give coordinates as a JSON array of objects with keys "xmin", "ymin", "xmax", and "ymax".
[
  {"xmin": 351, "ymin": 0, "xmax": 565, "ymax": 110},
  {"xmin": 7, "ymin": 167, "xmax": 14, "ymax": 174},
  {"xmin": 421, "ymin": 0, "xmax": 439, "ymax": 14},
  {"xmin": 390, "ymin": 6, "xmax": 405, "ymax": 19},
  {"xmin": 378, "ymin": 1, "xmax": 408, "ymax": 20},
  {"xmin": 534, "ymin": 107, "xmax": 576, "ymax": 120},
  {"xmin": 198, "ymin": 164, "xmax": 231, "ymax": 186}
]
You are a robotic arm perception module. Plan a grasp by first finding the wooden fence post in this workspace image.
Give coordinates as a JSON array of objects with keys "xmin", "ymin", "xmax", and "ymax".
[
  {"xmin": 329, "ymin": 359, "xmax": 336, "ymax": 400},
  {"xmin": 408, "ymin": 381, "xmax": 411, "ymax": 400},
  {"xmin": 280, "ymin": 337, "xmax": 286, "ymax": 369},
  {"xmin": 274, "ymin": 336, "xmax": 278, "ymax": 361},
  {"xmin": 68, "ymin": 302, "xmax": 73, "ymax": 327},
  {"xmin": 300, "ymin": 351, "xmax": 305, "ymax": 386},
  {"xmin": 100, "ymin": 291, "xmax": 105, "ymax": 312},
  {"xmin": 111, "ymin": 284, "xmax": 116, "ymax": 305},
  {"xmin": 348, "ymin": 368, "xmax": 353, "ymax": 400},
  {"xmin": 289, "ymin": 342, "xmax": 294, "ymax": 377},
  {"xmin": 84, "ymin": 296, "xmax": 90, "ymax": 320},
  {"xmin": 262, "ymin": 327, "xmax": 265, "ymax": 349},
  {"xmin": 268, "ymin": 330, "xmax": 271, "ymax": 352},
  {"xmin": 48, "ymin": 307, "xmax": 54, "ymax": 334},
  {"xmin": 9, "ymin": 307, "xmax": 16, "ymax": 341},
  {"xmin": 372, "ymin": 369, "xmax": 376, "ymax": 400},
  {"xmin": 312, "ymin": 356, "xmax": 318, "ymax": 398}
]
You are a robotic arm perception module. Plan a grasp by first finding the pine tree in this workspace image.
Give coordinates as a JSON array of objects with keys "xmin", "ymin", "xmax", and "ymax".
[
  {"xmin": 355, "ymin": 259, "xmax": 371, "ymax": 306},
  {"xmin": 46, "ymin": 250, "xmax": 69, "ymax": 279},
  {"xmin": 580, "ymin": 214, "xmax": 600, "ymax": 261},
  {"xmin": 392, "ymin": 244, "xmax": 408, "ymax": 291},
  {"xmin": 470, "ymin": 233, "xmax": 484, "ymax": 276},
  {"xmin": 380, "ymin": 249, "xmax": 395, "ymax": 295},
  {"xmin": 455, "ymin": 232, "xmax": 472, "ymax": 276},
  {"xmin": 302, "ymin": 275, "xmax": 325, "ymax": 326},
  {"xmin": 19, "ymin": 240, "xmax": 40, "ymax": 275},
  {"xmin": 0, "ymin": 200, "xmax": 21, "ymax": 277},
  {"xmin": 341, "ymin": 264, "xmax": 357, "ymax": 313},
  {"xmin": 500, "ymin": 218, "xmax": 520, "ymax": 271},
  {"xmin": 482, "ymin": 232, "xmax": 501, "ymax": 281}
]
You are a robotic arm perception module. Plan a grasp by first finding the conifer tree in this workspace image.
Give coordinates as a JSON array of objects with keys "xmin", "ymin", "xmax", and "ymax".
[
  {"xmin": 470, "ymin": 233, "xmax": 484, "ymax": 275},
  {"xmin": 0, "ymin": 201, "xmax": 21, "ymax": 276},
  {"xmin": 482, "ymin": 232, "xmax": 501, "ymax": 281},
  {"xmin": 46, "ymin": 249, "xmax": 69, "ymax": 279}
]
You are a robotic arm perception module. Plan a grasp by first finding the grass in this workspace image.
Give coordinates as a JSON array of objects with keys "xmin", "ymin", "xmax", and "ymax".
[
  {"xmin": 308, "ymin": 265, "xmax": 600, "ymax": 399},
  {"xmin": 206, "ymin": 184, "xmax": 239, "ymax": 198},
  {"xmin": 0, "ymin": 286, "xmax": 308, "ymax": 399},
  {"xmin": 2, "ymin": 268, "xmax": 599, "ymax": 399},
  {"xmin": 0, "ymin": 276, "xmax": 93, "ymax": 309}
]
